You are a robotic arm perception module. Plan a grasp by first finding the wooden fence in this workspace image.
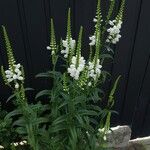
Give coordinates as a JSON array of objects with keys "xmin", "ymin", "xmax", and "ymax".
[{"xmin": 0, "ymin": 0, "xmax": 149, "ymax": 138}]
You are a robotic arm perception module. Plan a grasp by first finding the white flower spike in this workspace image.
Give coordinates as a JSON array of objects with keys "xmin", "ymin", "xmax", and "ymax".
[
  {"xmin": 61, "ymin": 38, "xmax": 76, "ymax": 58},
  {"xmin": 68, "ymin": 56, "xmax": 85, "ymax": 80}
]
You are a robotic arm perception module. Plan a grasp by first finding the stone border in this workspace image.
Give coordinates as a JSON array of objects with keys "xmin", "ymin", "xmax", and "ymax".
[
  {"xmin": 129, "ymin": 136, "xmax": 150, "ymax": 150},
  {"xmin": 105, "ymin": 126, "xmax": 150, "ymax": 150}
]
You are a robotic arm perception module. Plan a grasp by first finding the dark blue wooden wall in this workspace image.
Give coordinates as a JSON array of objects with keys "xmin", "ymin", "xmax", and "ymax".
[{"xmin": 0, "ymin": 0, "xmax": 149, "ymax": 138}]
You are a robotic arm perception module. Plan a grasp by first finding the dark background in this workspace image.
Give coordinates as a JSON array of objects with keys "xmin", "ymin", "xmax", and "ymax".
[{"xmin": 0, "ymin": 0, "xmax": 150, "ymax": 138}]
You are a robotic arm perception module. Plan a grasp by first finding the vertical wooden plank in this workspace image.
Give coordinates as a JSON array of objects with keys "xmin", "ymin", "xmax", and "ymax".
[
  {"xmin": 19, "ymin": 0, "xmax": 51, "ymax": 91},
  {"xmin": 110, "ymin": 0, "xmax": 143, "ymax": 125},
  {"xmin": 21, "ymin": 0, "xmax": 49, "ymax": 73},
  {"xmin": 129, "ymin": 0, "xmax": 150, "ymax": 134},
  {"xmin": 131, "ymin": 55, "xmax": 150, "ymax": 137},
  {"xmin": 119, "ymin": 0, "xmax": 150, "ymax": 133},
  {"xmin": 74, "ymin": 0, "xmax": 96, "ymax": 58},
  {"xmin": 43, "ymin": 0, "xmax": 51, "ymax": 44},
  {"xmin": 50, "ymin": 0, "xmax": 69, "ymax": 39},
  {"xmin": 141, "ymin": 103, "xmax": 150, "ymax": 137}
]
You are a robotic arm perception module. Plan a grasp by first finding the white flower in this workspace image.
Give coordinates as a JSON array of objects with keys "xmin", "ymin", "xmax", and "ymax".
[
  {"xmin": 89, "ymin": 35, "xmax": 96, "ymax": 46},
  {"xmin": 15, "ymin": 64, "xmax": 21, "ymax": 69},
  {"xmin": 15, "ymin": 83, "xmax": 19, "ymax": 89},
  {"xmin": 61, "ymin": 38, "xmax": 76, "ymax": 58},
  {"xmin": 103, "ymin": 135, "xmax": 107, "ymax": 141},
  {"xmin": 106, "ymin": 20, "xmax": 122, "ymax": 44},
  {"xmin": 13, "ymin": 74, "xmax": 17, "ymax": 80},
  {"xmin": 7, "ymin": 78, "xmax": 13, "ymax": 83},
  {"xmin": 5, "ymin": 70, "xmax": 12, "ymax": 75},
  {"xmin": 15, "ymin": 68, "xmax": 20, "ymax": 73},
  {"xmin": 18, "ymin": 76, "xmax": 24, "ymax": 81},
  {"xmin": 46, "ymin": 46, "xmax": 51, "ymax": 50},
  {"xmin": 68, "ymin": 56, "xmax": 85, "ymax": 80},
  {"xmin": 106, "ymin": 39, "xmax": 110, "ymax": 43},
  {"xmin": 88, "ymin": 59, "xmax": 102, "ymax": 80},
  {"xmin": 64, "ymin": 54, "xmax": 68, "ymax": 58},
  {"xmin": 14, "ymin": 143, "xmax": 18, "ymax": 146},
  {"xmin": 62, "ymin": 40, "xmax": 67, "ymax": 47},
  {"xmin": 109, "ymin": 20, "xmax": 114, "ymax": 26},
  {"xmin": 17, "ymin": 71, "xmax": 22, "ymax": 76},
  {"xmin": 88, "ymin": 82, "xmax": 92, "ymax": 86},
  {"xmin": 6, "ymin": 74, "xmax": 11, "ymax": 79},
  {"xmin": 98, "ymin": 128, "xmax": 105, "ymax": 133},
  {"xmin": 20, "ymin": 142, "xmax": 24, "ymax": 145},
  {"xmin": 70, "ymin": 39, "xmax": 76, "ymax": 49},
  {"xmin": 22, "ymin": 140, "xmax": 27, "ymax": 144},
  {"xmin": 93, "ymin": 18, "xmax": 97, "ymax": 22},
  {"xmin": 5, "ymin": 63, "xmax": 24, "ymax": 88}
]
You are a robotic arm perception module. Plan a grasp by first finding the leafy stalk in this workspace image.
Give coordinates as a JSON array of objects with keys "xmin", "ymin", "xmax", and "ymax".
[
  {"xmin": 102, "ymin": 0, "xmax": 115, "ymax": 36},
  {"xmin": 76, "ymin": 26, "xmax": 83, "ymax": 68},
  {"xmin": 2, "ymin": 26, "xmax": 16, "ymax": 70},
  {"xmin": 104, "ymin": 76, "xmax": 121, "ymax": 132},
  {"xmin": 50, "ymin": 18, "xmax": 58, "ymax": 72},
  {"xmin": 108, "ymin": 75, "xmax": 121, "ymax": 107},
  {"xmin": 94, "ymin": 0, "xmax": 102, "ymax": 69},
  {"xmin": 66, "ymin": 8, "xmax": 73, "ymax": 63}
]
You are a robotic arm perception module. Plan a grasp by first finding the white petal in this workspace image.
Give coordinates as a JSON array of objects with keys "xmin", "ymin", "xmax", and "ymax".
[
  {"xmin": 46, "ymin": 46, "xmax": 51, "ymax": 50},
  {"xmin": 5, "ymin": 70, "xmax": 11, "ymax": 75},
  {"xmin": 15, "ymin": 83, "xmax": 19, "ymax": 89},
  {"xmin": 13, "ymin": 74, "xmax": 17, "ymax": 80},
  {"xmin": 18, "ymin": 76, "xmax": 24, "ymax": 81},
  {"xmin": 7, "ymin": 78, "xmax": 13, "ymax": 83},
  {"xmin": 62, "ymin": 40, "xmax": 67, "ymax": 47},
  {"xmin": 93, "ymin": 18, "xmax": 97, "ymax": 22},
  {"xmin": 15, "ymin": 68, "xmax": 20, "ymax": 73}
]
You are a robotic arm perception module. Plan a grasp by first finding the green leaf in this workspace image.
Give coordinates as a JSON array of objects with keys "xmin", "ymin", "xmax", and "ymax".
[
  {"xmin": 5, "ymin": 109, "xmax": 22, "ymax": 120},
  {"xmin": 60, "ymin": 92, "xmax": 70, "ymax": 101},
  {"xmin": 52, "ymin": 115, "xmax": 67, "ymax": 126},
  {"xmin": 13, "ymin": 118, "xmax": 26, "ymax": 127},
  {"xmin": 49, "ymin": 124, "xmax": 67, "ymax": 133},
  {"xmin": 78, "ymin": 109, "xmax": 98, "ymax": 116},
  {"xmin": 87, "ymin": 105, "xmax": 102, "ymax": 112},
  {"xmin": 30, "ymin": 103, "xmax": 49, "ymax": 113},
  {"xmin": 6, "ymin": 93, "xmax": 16, "ymax": 103},
  {"xmin": 35, "ymin": 90, "xmax": 50, "ymax": 99},
  {"xmin": 36, "ymin": 71, "xmax": 62, "ymax": 79},
  {"xmin": 32, "ymin": 117, "xmax": 49, "ymax": 125},
  {"xmin": 58, "ymin": 101, "xmax": 68, "ymax": 110},
  {"xmin": 105, "ymin": 45, "xmax": 114, "ymax": 53},
  {"xmin": 73, "ymin": 95, "xmax": 86, "ymax": 105},
  {"xmin": 36, "ymin": 72, "xmax": 50, "ymax": 78},
  {"xmin": 16, "ymin": 127, "xmax": 27, "ymax": 135},
  {"xmin": 24, "ymin": 88, "xmax": 34, "ymax": 92},
  {"xmin": 100, "ymin": 54, "xmax": 113, "ymax": 60},
  {"xmin": 110, "ymin": 75, "xmax": 121, "ymax": 97}
]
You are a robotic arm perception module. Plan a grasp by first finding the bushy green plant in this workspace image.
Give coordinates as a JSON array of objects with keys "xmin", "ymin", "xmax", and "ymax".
[
  {"xmin": 0, "ymin": 103, "xmax": 19, "ymax": 149},
  {"xmin": 0, "ymin": 0, "xmax": 125, "ymax": 149},
  {"xmin": 1, "ymin": 26, "xmax": 49, "ymax": 150}
]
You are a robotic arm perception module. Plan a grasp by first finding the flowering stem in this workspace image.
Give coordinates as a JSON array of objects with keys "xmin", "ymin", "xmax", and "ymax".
[
  {"xmin": 76, "ymin": 26, "xmax": 83, "ymax": 68},
  {"xmin": 102, "ymin": 0, "xmax": 115, "ymax": 37}
]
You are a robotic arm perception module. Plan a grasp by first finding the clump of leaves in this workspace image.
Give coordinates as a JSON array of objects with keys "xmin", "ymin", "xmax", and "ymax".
[
  {"xmin": 0, "ymin": 103, "xmax": 19, "ymax": 149},
  {"xmin": 0, "ymin": 0, "xmax": 125, "ymax": 149}
]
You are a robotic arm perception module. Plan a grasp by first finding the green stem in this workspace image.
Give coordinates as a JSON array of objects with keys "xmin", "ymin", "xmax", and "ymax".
[
  {"xmin": 26, "ymin": 123, "xmax": 39, "ymax": 150},
  {"xmin": 15, "ymin": 91, "xmax": 39, "ymax": 150}
]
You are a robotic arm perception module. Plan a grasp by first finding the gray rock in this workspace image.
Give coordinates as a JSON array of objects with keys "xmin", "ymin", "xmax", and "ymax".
[
  {"xmin": 106, "ymin": 126, "xmax": 131, "ymax": 148},
  {"xmin": 127, "ymin": 143, "xmax": 146, "ymax": 150},
  {"xmin": 129, "ymin": 137, "xmax": 150, "ymax": 150}
]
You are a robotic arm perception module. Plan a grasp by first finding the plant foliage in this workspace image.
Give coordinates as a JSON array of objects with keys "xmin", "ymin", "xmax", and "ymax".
[{"xmin": 0, "ymin": 0, "xmax": 125, "ymax": 149}]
